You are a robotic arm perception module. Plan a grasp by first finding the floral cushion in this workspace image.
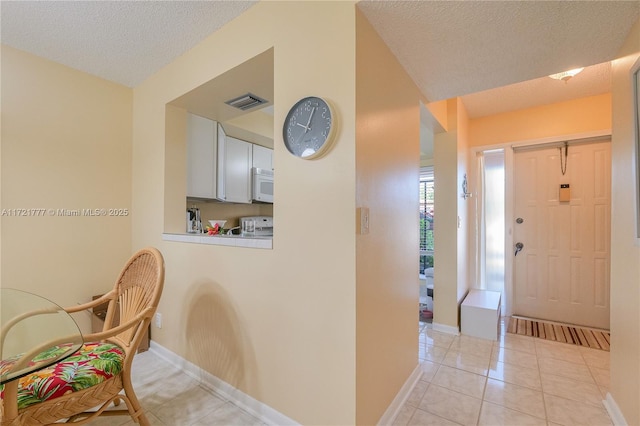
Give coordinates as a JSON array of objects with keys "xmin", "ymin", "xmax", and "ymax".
[{"xmin": 0, "ymin": 342, "xmax": 124, "ymax": 410}]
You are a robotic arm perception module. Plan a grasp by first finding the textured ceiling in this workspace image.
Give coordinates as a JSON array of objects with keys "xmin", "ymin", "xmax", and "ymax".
[
  {"xmin": 1, "ymin": 1, "xmax": 639, "ymax": 118},
  {"xmin": 0, "ymin": 1, "xmax": 256, "ymax": 87},
  {"xmin": 358, "ymin": 0, "xmax": 640, "ymax": 104},
  {"xmin": 461, "ymin": 61, "xmax": 612, "ymax": 118}
]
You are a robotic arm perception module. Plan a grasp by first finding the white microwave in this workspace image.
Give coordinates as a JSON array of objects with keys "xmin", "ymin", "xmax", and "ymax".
[{"xmin": 252, "ymin": 168, "xmax": 273, "ymax": 203}]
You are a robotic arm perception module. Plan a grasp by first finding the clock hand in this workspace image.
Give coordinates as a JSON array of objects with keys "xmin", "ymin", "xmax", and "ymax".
[
  {"xmin": 294, "ymin": 107, "xmax": 317, "ymax": 139},
  {"xmin": 292, "ymin": 106, "xmax": 318, "ymax": 151},
  {"xmin": 305, "ymin": 107, "xmax": 316, "ymax": 132}
]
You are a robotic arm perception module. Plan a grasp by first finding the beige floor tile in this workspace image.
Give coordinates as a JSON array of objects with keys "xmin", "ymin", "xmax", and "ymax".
[
  {"xmin": 405, "ymin": 380, "xmax": 429, "ymax": 407},
  {"xmin": 589, "ymin": 365, "xmax": 610, "ymax": 388},
  {"xmin": 419, "ymin": 360, "xmax": 440, "ymax": 382},
  {"xmin": 152, "ymin": 385, "xmax": 227, "ymax": 425},
  {"xmin": 419, "ymin": 345, "xmax": 427, "ymax": 360},
  {"xmin": 87, "ymin": 414, "xmax": 135, "ymax": 426},
  {"xmin": 544, "ymin": 394, "xmax": 612, "ymax": 425},
  {"xmin": 424, "ymin": 329, "xmax": 457, "ymax": 349},
  {"xmin": 491, "ymin": 346, "xmax": 538, "ymax": 370},
  {"xmin": 599, "ymin": 386, "xmax": 609, "ymax": 399},
  {"xmin": 478, "ymin": 401, "xmax": 547, "ymax": 426},
  {"xmin": 120, "ymin": 412, "xmax": 166, "ymax": 426},
  {"xmin": 449, "ymin": 335, "xmax": 494, "ymax": 358},
  {"xmin": 432, "ymin": 365, "xmax": 487, "ymax": 399},
  {"xmin": 392, "ymin": 404, "xmax": 417, "ymax": 426},
  {"xmin": 540, "ymin": 373, "xmax": 605, "ymax": 408},
  {"xmin": 408, "ymin": 408, "xmax": 461, "ymax": 426},
  {"xmin": 418, "ymin": 384, "xmax": 482, "ymax": 425},
  {"xmin": 442, "ymin": 350, "xmax": 490, "ymax": 376},
  {"xmin": 483, "ymin": 378, "xmax": 545, "ymax": 418},
  {"xmin": 538, "ymin": 357, "xmax": 595, "ymax": 384},
  {"xmin": 535, "ymin": 340, "xmax": 585, "ymax": 365},
  {"xmin": 494, "ymin": 333, "xmax": 537, "ymax": 354},
  {"xmin": 136, "ymin": 369, "xmax": 201, "ymax": 410},
  {"xmin": 191, "ymin": 402, "xmax": 263, "ymax": 426},
  {"xmin": 421, "ymin": 344, "xmax": 448, "ymax": 363},
  {"xmin": 410, "ymin": 327, "xmax": 612, "ymax": 426},
  {"xmin": 580, "ymin": 347, "xmax": 610, "ymax": 370},
  {"xmin": 488, "ymin": 360, "xmax": 542, "ymax": 390}
]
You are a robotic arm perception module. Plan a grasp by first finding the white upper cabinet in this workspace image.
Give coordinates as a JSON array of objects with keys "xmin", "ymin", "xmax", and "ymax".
[
  {"xmin": 186, "ymin": 113, "xmax": 253, "ymax": 203},
  {"xmin": 218, "ymin": 132, "xmax": 253, "ymax": 204},
  {"xmin": 187, "ymin": 113, "xmax": 218, "ymax": 199},
  {"xmin": 252, "ymin": 144, "xmax": 273, "ymax": 170}
]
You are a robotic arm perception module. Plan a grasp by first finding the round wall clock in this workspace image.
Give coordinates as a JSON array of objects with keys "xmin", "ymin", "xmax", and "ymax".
[{"xmin": 283, "ymin": 96, "xmax": 336, "ymax": 159}]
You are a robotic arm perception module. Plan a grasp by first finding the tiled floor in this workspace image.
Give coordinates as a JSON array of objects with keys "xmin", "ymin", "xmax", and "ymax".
[
  {"xmin": 394, "ymin": 319, "xmax": 612, "ymax": 426},
  {"xmin": 89, "ymin": 351, "xmax": 264, "ymax": 426},
  {"xmin": 92, "ymin": 317, "xmax": 612, "ymax": 425}
]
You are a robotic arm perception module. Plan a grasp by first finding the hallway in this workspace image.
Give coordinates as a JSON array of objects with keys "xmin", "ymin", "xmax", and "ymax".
[{"xmin": 394, "ymin": 319, "xmax": 612, "ymax": 425}]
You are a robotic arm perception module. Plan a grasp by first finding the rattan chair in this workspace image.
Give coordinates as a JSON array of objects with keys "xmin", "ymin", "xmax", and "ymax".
[{"xmin": 1, "ymin": 247, "xmax": 164, "ymax": 426}]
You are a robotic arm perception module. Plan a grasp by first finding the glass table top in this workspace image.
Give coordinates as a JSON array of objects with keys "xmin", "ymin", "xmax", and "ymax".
[{"xmin": 1, "ymin": 288, "xmax": 83, "ymax": 384}]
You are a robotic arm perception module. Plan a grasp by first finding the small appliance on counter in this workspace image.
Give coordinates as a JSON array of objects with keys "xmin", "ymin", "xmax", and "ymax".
[
  {"xmin": 240, "ymin": 216, "xmax": 273, "ymax": 237},
  {"xmin": 187, "ymin": 206, "xmax": 202, "ymax": 233}
]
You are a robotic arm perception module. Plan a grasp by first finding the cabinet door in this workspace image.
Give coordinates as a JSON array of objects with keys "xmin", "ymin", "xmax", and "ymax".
[
  {"xmin": 218, "ymin": 135, "xmax": 253, "ymax": 203},
  {"xmin": 186, "ymin": 113, "xmax": 217, "ymax": 199},
  {"xmin": 252, "ymin": 144, "xmax": 273, "ymax": 170},
  {"xmin": 216, "ymin": 123, "xmax": 227, "ymax": 201}
]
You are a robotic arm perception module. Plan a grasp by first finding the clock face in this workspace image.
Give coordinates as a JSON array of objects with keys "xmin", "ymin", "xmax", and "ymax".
[{"xmin": 283, "ymin": 97, "xmax": 335, "ymax": 159}]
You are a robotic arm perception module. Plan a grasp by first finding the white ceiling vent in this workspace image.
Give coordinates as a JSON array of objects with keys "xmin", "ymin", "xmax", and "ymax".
[{"xmin": 225, "ymin": 93, "xmax": 268, "ymax": 111}]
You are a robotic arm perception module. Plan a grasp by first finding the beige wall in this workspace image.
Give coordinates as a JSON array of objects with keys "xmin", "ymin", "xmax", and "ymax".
[
  {"xmin": 456, "ymin": 100, "xmax": 471, "ymax": 304},
  {"xmin": 432, "ymin": 98, "xmax": 472, "ymax": 329},
  {"xmin": 610, "ymin": 18, "xmax": 640, "ymax": 426},
  {"xmin": 469, "ymin": 93, "xmax": 612, "ymax": 148},
  {"xmin": 0, "ymin": 46, "xmax": 133, "ymax": 331},
  {"xmin": 131, "ymin": 2, "xmax": 358, "ymax": 424},
  {"xmin": 355, "ymin": 10, "xmax": 420, "ymax": 425}
]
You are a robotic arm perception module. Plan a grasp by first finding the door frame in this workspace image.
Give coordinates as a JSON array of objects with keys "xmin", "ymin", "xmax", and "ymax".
[{"xmin": 469, "ymin": 129, "xmax": 611, "ymax": 319}]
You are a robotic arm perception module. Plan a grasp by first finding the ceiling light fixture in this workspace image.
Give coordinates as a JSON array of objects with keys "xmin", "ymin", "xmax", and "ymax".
[{"xmin": 549, "ymin": 67, "xmax": 584, "ymax": 82}]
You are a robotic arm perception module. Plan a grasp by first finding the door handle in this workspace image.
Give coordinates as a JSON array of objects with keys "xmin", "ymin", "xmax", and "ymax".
[{"xmin": 515, "ymin": 242, "xmax": 524, "ymax": 256}]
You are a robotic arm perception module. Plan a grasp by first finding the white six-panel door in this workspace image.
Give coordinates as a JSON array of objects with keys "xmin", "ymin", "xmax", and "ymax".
[{"xmin": 513, "ymin": 140, "xmax": 611, "ymax": 329}]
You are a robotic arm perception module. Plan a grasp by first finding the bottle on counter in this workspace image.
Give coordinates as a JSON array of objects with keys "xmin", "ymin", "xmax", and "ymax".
[{"xmin": 187, "ymin": 206, "xmax": 202, "ymax": 233}]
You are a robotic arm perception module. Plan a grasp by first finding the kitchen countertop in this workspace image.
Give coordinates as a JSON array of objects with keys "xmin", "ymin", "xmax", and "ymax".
[{"xmin": 162, "ymin": 233, "xmax": 272, "ymax": 249}]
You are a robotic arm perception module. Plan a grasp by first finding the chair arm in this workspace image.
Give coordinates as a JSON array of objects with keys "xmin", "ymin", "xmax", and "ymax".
[
  {"xmin": 5, "ymin": 334, "xmax": 83, "ymax": 373},
  {"xmin": 0, "ymin": 307, "xmax": 61, "ymax": 353},
  {"xmin": 81, "ymin": 307, "xmax": 153, "ymax": 342},
  {"xmin": 63, "ymin": 290, "xmax": 117, "ymax": 314}
]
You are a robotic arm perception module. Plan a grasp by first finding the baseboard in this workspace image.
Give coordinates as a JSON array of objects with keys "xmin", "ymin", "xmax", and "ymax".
[
  {"xmin": 603, "ymin": 393, "xmax": 628, "ymax": 426},
  {"xmin": 432, "ymin": 322, "xmax": 460, "ymax": 336},
  {"xmin": 377, "ymin": 364, "xmax": 423, "ymax": 425},
  {"xmin": 149, "ymin": 341, "xmax": 299, "ymax": 426}
]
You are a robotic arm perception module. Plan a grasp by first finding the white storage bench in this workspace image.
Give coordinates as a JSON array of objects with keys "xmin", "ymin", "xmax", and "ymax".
[{"xmin": 461, "ymin": 289, "xmax": 501, "ymax": 340}]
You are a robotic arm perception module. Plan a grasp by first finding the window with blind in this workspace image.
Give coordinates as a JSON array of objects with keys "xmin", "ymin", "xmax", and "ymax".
[{"xmin": 419, "ymin": 167, "xmax": 434, "ymax": 274}]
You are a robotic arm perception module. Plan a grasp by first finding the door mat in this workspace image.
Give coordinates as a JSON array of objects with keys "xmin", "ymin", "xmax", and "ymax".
[{"xmin": 507, "ymin": 316, "xmax": 610, "ymax": 351}]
